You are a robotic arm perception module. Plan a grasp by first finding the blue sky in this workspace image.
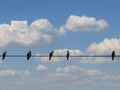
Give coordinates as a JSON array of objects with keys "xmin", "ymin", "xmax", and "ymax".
[{"xmin": 0, "ymin": 0, "xmax": 120, "ymax": 90}]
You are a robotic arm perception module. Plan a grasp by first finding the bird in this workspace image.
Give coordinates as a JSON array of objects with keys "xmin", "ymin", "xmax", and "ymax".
[
  {"xmin": 49, "ymin": 51, "xmax": 54, "ymax": 60},
  {"xmin": 66, "ymin": 50, "xmax": 70, "ymax": 60},
  {"xmin": 27, "ymin": 51, "xmax": 32, "ymax": 60},
  {"xmin": 112, "ymin": 51, "xmax": 115, "ymax": 60},
  {"xmin": 2, "ymin": 51, "xmax": 7, "ymax": 60}
]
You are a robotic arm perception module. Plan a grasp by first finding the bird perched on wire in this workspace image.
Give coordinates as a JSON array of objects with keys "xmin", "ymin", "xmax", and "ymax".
[
  {"xmin": 27, "ymin": 51, "xmax": 32, "ymax": 60},
  {"xmin": 66, "ymin": 50, "xmax": 70, "ymax": 60},
  {"xmin": 49, "ymin": 51, "xmax": 54, "ymax": 60},
  {"xmin": 112, "ymin": 51, "xmax": 115, "ymax": 60},
  {"xmin": 2, "ymin": 51, "xmax": 7, "ymax": 60}
]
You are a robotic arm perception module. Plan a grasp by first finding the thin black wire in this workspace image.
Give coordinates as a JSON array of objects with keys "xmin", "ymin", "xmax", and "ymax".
[{"xmin": 0, "ymin": 55, "xmax": 120, "ymax": 57}]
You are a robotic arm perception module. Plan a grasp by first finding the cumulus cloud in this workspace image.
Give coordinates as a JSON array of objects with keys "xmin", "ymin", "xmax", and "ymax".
[
  {"xmin": 81, "ymin": 38, "xmax": 120, "ymax": 64},
  {"xmin": 1, "ymin": 66, "xmax": 120, "ymax": 89},
  {"xmin": 87, "ymin": 38, "xmax": 120, "ymax": 54},
  {"xmin": 0, "ymin": 69, "xmax": 30, "ymax": 77},
  {"xmin": 0, "ymin": 19, "xmax": 65, "ymax": 47},
  {"xmin": 36, "ymin": 65, "xmax": 48, "ymax": 71},
  {"xmin": 46, "ymin": 65, "xmax": 81, "ymax": 80},
  {"xmin": 56, "ymin": 65, "xmax": 81, "ymax": 74},
  {"xmin": 46, "ymin": 65, "xmax": 108, "ymax": 84},
  {"xmin": 0, "ymin": 15, "xmax": 109, "ymax": 47},
  {"xmin": 65, "ymin": 15, "xmax": 108, "ymax": 32},
  {"xmin": 36, "ymin": 49, "xmax": 83, "ymax": 63},
  {"xmin": 46, "ymin": 65, "xmax": 120, "ymax": 86}
]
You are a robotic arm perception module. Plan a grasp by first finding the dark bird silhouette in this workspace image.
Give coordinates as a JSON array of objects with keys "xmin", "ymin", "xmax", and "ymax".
[
  {"xmin": 112, "ymin": 51, "xmax": 115, "ymax": 60},
  {"xmin": 66, "ymin": 51, "xmax": 70, "ymax": 60},
  {"xmin": 27, "ymin": 51, "xmax": 32, "ymax": 60},
  {"xmin": 49, "ymin": 51, "xmax": 54, "ymax": 60},
  {"xmin": 2, "ymin": 51, "xmax": 7, "ymax": 60}
]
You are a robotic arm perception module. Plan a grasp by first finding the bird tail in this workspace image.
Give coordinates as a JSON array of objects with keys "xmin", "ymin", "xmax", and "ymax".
[
  {"xmin": 112, "ymin": 57, "xmax": 114, "ymax": 60},
  {"xmin": 27, "ymin": 57, "xmax": 29, "ymax": 60},
  {"xmin": 2, "ymin": 57, "xmax": 4, "ymax": 60},
  {"xmin": 67, "ymin": 56, "xmax": 69, "ymax": 60},
  {"xmin": 49, "ymin": 57, "xmax": 51, "ymax": 60}
]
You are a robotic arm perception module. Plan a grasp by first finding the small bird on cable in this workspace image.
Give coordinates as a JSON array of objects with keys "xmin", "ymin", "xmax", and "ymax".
[
  {"xmin": 66, "ymin": 50, "xmax": 70, "ymax": 60},
  {"xmin": 49, "ymin": 51, "xmax": 54, "ymax": 60},
  {"xmin": 2, "ymin": 51, "xmax": 7, "ymax": 60},
  {"xmin": 112, "ymin": 51, "xmax": 115, "ymax": 60},
  {"xmin": 27, "ymin": 51, "xmax": 32, "ymax": 60}
]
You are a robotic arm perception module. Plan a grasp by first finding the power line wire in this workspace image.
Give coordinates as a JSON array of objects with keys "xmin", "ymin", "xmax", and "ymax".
[{"xmin": 0, "ymin": 50, "xmax": 117, "ymax": 60}]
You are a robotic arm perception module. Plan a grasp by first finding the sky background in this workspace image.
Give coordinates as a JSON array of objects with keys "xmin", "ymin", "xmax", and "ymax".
[{"xmin": 0, "ymin": 0, "xmax": 120, "ymax": 90}]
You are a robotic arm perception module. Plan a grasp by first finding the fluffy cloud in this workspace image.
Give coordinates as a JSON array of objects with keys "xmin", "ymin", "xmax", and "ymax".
[
  {"xmin": 36, "ymin": 49, "xmax": 83, "ymax": 63},
  {"xmin": 46, "ymin": 65, "xmax": 81, "ymax": 80},
  {"xmin": 81, "ymin": 38, "xmax": 120, "ymax": 64},
  {"xmin": 0, "ymin": 19, "xmax": 65, "ymax": 47},
  {"xmin": 56, "ymin": 65, "xmax": 81, "ymax": 74},
  {"xmin": 46, "ymin": 65, "xmax": 120, "ymax": 85},
  {"xmin": 0, "ymin": 69, "xmax": 30, "ymax": 77},
  {"xmin": 0, "ymin": 15, "xmax": 109, "ymax": 47},
  {"xmin": 87, "ymin": 38, "xmax": 120, "ymax": 54},
  {"xmin": 1, "ymin": 66, "xmax": 120, "ymax": 89},
  {"xmin": 36, "ymin": 65, "xmax": 47, "ymax": 71},
  {"xmin": 46, "ymin": 65, "xmax": 101, "ymax": 79},
  {"xmin": 56, "ymin": 65, "xmax": 103, "ymax": 76},
  {"xmin": 65, "ymin": 15, "xmax": 108, "ymax": 32}
]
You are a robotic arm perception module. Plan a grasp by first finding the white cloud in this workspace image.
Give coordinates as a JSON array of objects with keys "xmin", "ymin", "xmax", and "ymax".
[
  {"xmin": 0, "ymin": 70, "xmax": 30, "ymax": 77},
  {"xmin": 46, "ymin": 65, "xmax": 120, "ymax": 86},
  {"xmin": 86, "ymin": 69, "xmax": 103, "ymax": 76},
  {"xmin": 81, "ymin": 57, "xmax": 114, "ymax": 64},
  {"xmin": 0, "ymin": 19, "xmax": 65, "ymax": 47},
  {"xmin": 46, "ymin": 65, "xmax": 82, "ymax": 80},
  {"xmin": 0, "ymin": 15, "xmax": 109, "ymax": 47},
  {"xmin": 46, "ymin": 65, "xmax": 105, "ymax": 82},
  {"xmin": 87, "ymin": 38, "xmax": 120, "ymax": 54},
  {"xmin": 36, "ymin": 49, "xmax": 83, "ymax": 63},
  {"xmin": 65, "ymin": 15, "xmax": 108, "ymax": 32},
  {"xmin": 54, "ymin": 49, "xmax": 83, "ymax": 55},
  {"xmin": 56, "ymin": 65, "xmax": 81, "ymax": 73},
  {"xmin": 80, "ymin": 38, "xmax": 120, "ymax": 64},
  {"xmin": 36, "ymin": 65, "xmax": 47, "ymax": 71},
  {"xmin": 1, "ymin": 66, "xmax": 120, "ymax": 89}
]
